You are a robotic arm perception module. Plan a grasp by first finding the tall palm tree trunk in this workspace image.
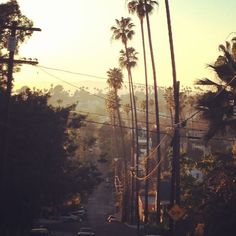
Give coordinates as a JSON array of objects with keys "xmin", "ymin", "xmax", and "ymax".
[
  {"xmin": 128, "ymin": 86, "xmax": 136, "ymax": 223},
  {"xmin": 140, "ymin": 18, "xmax": 150, "ymax": 224},
  {"xmin": 111, "ymin": 113, "xmax": 119, "ymax": 159},
  {"xmin": 144, "ymin": 0, "xmax": 161, "ymax": 223},
  {"xmin": 124, "ymin": 42, "xmax": 140, "ymax": 231},
  {"xmin": 114, "ymin": 89, "xmax": 129, "ymax": 222}
]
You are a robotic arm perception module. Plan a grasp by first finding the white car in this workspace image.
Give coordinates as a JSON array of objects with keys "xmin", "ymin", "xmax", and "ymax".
[
  {"xmin": 30, "ymin": 228, "xmax": 51, "ymax": 236},
  {"xmin": 106, "ymin": 215, "xmax": 120, "ymax": 223},
  {"xmin": 77, "ymin": 227, "xmax": 95, "ymax": 236}
]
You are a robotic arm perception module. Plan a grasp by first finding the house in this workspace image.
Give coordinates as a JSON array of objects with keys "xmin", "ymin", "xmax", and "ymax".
[{"xmin": 138, "ymin": 179, "xmax": 171, "ymax": 222}]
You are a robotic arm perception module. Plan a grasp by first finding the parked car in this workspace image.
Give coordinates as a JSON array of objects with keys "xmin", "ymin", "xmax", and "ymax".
[
  {"xmin": 106, "ymin": 215, "xmax": 120, "ymax": 223},
  {"xmin": 77, "ymin": 227, "xmax": 95, "ymax": 236},
  {"xmin": 70, "ymin": 212, "xmax": 83, "ymax": 222},
  {"xmin": 30, "ymin": 227, "xmax": 51, "ymax": 236},
  {"xmin": 71, "ymin": 209, "xmax": 87, "ymax": 219},
  {"xmin": 77, "ymin": 205, "xmax": 86, "ymax": 211},
  {"xmin": 145, "ymin": 235, "xmax": 163, "ymax": 236},
  {"xmin": 58, "ymin": 213, "xmax": 80, "ymax": 222}
]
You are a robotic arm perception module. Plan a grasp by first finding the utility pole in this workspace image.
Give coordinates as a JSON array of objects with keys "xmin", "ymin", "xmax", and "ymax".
[
  {"xmin": 164, "ymin": 1, "xmax": 181, "ymax": 236},
  {"xmin": 0, "ymin": 21, "xmax": 41, "ymax": 188}
]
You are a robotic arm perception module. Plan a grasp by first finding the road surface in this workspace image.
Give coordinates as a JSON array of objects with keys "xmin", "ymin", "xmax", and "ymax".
[{"xmin": 48, "ymin": 162, "xmax": 137, "ymax": 236}]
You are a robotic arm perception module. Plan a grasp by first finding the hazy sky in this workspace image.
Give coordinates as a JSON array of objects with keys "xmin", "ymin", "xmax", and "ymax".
[{"xmin": 2, "ymin": 0, "xmax": 236, "ymax": 92}]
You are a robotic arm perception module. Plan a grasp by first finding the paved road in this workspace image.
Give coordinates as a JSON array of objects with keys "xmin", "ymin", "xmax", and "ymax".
[
  {"xmin": 84, "ymin": 162, "xmax": 137, "ymax": 236},
  {"xmin": 48, "ymin": 162, "xmax": 137, "ymax": 236}
]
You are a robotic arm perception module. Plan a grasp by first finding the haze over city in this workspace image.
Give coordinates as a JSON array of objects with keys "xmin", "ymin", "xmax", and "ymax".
[
  {"xmin": 1, "ymin": 0, "xmax": 235, "ymax": 91},
  {"xmin": 1, "ymin": 1, "xmax": 236, "ymax": 236}
]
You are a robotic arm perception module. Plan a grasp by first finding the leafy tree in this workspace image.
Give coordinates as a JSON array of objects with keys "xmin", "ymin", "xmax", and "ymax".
[
  {"xmin": 0, "ymin": 88, "xmax": 101, "ymax": 234},
  {"xmin": 201, "ymin": 153, "xmax": 236, "ymax": 236},
  {"xmin": 0, "ymin": 0, "xmax": 33, "ymax": 54},
  {"xmin": 163, "ymin": 86, "xmax": 196, "ymax": 125},
  {"xmin": 190, "ymin": 153, "xmax": 236, "ymax": 236},
  {"xmin": 187, "ymin": 38, "xmax": 236, "ymax": 235}
]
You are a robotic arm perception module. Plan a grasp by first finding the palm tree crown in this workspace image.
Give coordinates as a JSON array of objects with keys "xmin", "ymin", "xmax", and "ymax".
[
  {"xmin": 196, "ymin": 38, "xmax": 236, "ymax": 141},
  {"xmin": 111, "ymin": 17, "xmax": 135, "ymax": 45},
  {"xmin": 128, "ymin": 0, "xmax": 158, "ymax": 19},
  {"xmin": 128, "ymin": 0, "xmax": 146, "ymax": 20},
  {"xmin": 119, "ymin": 47, "xmax": 138, "ymax": 69},
  {"xmin": 107, "ymin": 67, "xmax": 123, "ymax": 92}
]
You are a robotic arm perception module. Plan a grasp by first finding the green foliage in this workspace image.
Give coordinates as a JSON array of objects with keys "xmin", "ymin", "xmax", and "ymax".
[
  {"xmin": 181, "ymin": 152, "xmax": 236, "ymax": 236},
  {"xmin": 0, "ymin": 88, "xmax": 101, "ymax": 232},
  {"xmin": 111, "ymin": 17, "xmax": 135, "ymax": 45},
  {"xmin": 0, "ymin": 0, "xmax": 33, "ymax": 54},
  {"xmin": 199, "ymin": 153, "xmax": 236, "ymax": 236},
  {"xmin": 97, "ymin": 122, "xmax": 114, "ymax": 163},
  {"xmin": 144, "ymin": 222, "xmax": 169, "ymax": 236},
  {"xmin": 179, "ymin": 154, "xmax": 204, "ymax": 216}
]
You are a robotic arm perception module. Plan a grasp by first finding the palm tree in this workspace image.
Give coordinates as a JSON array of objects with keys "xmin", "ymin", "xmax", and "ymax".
[
  {"xmin": 106, "ymin": 67, "xmax": 129, "ymax": 220},
  {"xmin": 107, "ymin": 67, "xmax": 127, "ymax": 163},
  {"xmin": 105, "ymin": 90, "xmax": 119, "ymax": 160},
  {"xmin": 196, "ymin": 38, "xmax": 236, "ymax": 142},
  {"xmin": 119, "ymin": 47, "xmax": 137, "ymax": 160},
  {"xmin": 119, "ymin": 47, "xmax": 138, "ymax": 68},
  {"xmin": 141, "ymin": 0, "xmax": 162, "ymax": 222},
  {"xmin": 111, "ymin": 17, "xmax": 140, "ymax": 225},
  {"xmin": 118, "ymin": 45, "xmax": 140, "ymax": 224},
  {"xmin": 127, "ymin": 0, "xmax": 153, "ymax": 223},
  {"xmin": 119, "ymin": 46, "xmax": 138, "ymax": 223}
]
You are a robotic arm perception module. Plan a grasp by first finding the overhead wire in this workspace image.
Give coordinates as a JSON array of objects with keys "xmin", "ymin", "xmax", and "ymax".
[
  {"xmin": 131, "ymin": 137, "xmax": 173, "ymax": 181},
  {"xmin": 24, "ymin": 55, "xmax": 236, "ymax": 181},
  {"xmin": 26, "ymin": 64, "xmax": 236, "ymax": 145},
  {"xmin": 139, "ymin": 128, "xmax": 173, "ymax": 165},
  {"xmin": 37, "ymin": 64, "xmax": 151, "ymax": 87},
  {"xmin": 26, "ymin": 61, "xmax": 236, "ymax": 129},
  {"xmin": 37, "ymin": 65, "xmax": 207, "ymax": 126},
  {"xmin": 174, "ymin": 73, "xmax": 236, "ymax": 128}
]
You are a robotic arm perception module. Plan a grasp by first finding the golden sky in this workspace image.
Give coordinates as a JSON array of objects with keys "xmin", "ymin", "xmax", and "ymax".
[{"xmin": 1, "ymin": 0, "xmax": 236, "ymax": 92}]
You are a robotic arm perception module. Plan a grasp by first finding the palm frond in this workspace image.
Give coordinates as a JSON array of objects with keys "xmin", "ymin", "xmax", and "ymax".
[
  {"xmin": 225, "ymin": 41, "xmax": 231, "ymax": 52},
  {"xmin": 195, "ymin": 78, "xmax": 221, "ymax": 87},
  {"xmin": 218, "ymin": 44, "xmax": 226, "ymax": 53},
  {"xmin": 203, "ymin": 122, "xmax": 225, "ymax": 144},
  {"xmin": 208, "ymin": 64, "xmax": 235, "ymax": 84}
]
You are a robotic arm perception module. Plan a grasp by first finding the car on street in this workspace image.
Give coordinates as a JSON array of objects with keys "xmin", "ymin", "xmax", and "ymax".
[
  {"xmin": 106, "ymin": 214, "xmax": 120, "ymax": 223},
  {"xmin": 71, "ymin": 209, "xmax": 87, "ymax": 219},
  {"xmin": 30, "ymin": 227, "xmax": 51, "ymax": 236},
  {"xmin": 145, "ymin": 235, "xmax": 163, "ymax": 236},
  {"xmin": 77, "ymin": 227, "xmax": 95, "ymax": 236},
  {"xmin": 58, "ymin": 213, "xmax": 80, "ymax": 222}
]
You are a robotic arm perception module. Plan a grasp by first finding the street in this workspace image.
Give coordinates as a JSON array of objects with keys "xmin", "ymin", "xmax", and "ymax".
[{"xmin": 46, "ymin": 163, "xmax": 137, "ymax": 236}]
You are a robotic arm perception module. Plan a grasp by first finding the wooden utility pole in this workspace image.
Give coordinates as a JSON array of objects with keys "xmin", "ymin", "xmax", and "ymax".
[
  {"xmin": 0, "ymin": 21, "xmax": 41, "ymax": 187},
  {"xmin": 164, "ymin": 1, "xmax": 181, "ymax": 235}
]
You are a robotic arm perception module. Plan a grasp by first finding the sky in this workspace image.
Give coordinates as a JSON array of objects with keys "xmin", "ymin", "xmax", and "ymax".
[{"xmin": 1, "ymin": 0, "xmax": 236, "ymax": 93}]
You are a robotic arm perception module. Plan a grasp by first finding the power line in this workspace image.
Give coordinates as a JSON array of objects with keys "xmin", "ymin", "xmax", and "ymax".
[
  {"xmin": 38, "ymin": 66, "xmax": 207, "ymax": 126},
  {"xmin": 36, "ymin": 64, "xmax": 148, "ymax": 87},
  {"xmin": 82, "ymin": 119, "xmax": 236, "ymax": 142},
  {"xmin": 27, "ymin": 63, "xmax": 236, "ymax": 129},
  {"xmin": 37, "ymin": 65, "xmax": 108, "ymax": 81}
]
